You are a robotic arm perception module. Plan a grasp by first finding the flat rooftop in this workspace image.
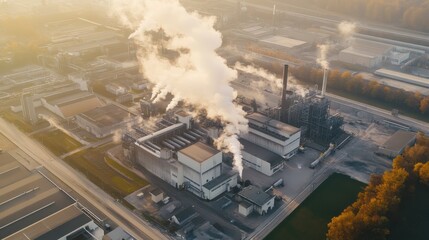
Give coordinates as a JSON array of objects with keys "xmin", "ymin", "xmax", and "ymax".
[
  {"xmin": 79, "ymin": 104, "xmax": 130, "ymax": 127},
  {"xmin": 381, "ymin": 130, "xmax": 416, "ymax": 152},
  {"xmin": 375, "ymin": 68, "xmax": 429, "ymax": 88},
  {"xmin": 241, "ymin": 139, "xmax": 284, "ymax": 167},
  {"xmin": 0, "ymin": 153, "xmax": 75, "ymax": 239},
  {"xmin": 238, "ymin": 186, "xmax": 274, "ymax": 207},
  {"xmin": 203, "ymin": 171, "xmax": 236, "ymax": 191},
  {"xmin": 5, "ymin": 204, "xmax": 91, "ymax": 240},
  {"xmin": 247, "ymin": 113, "xmax": 300, "ymax": 136},
  {"xmin": 179, "ymin": 142, "xmax": 219, "ymax": 163},
  {"xmin": 341, "ymin": 39, "xmax": 392, "ymax": 58},
  {"xmin": 261, "ymin": 35, "xmax": 306, "ymax": 49}
]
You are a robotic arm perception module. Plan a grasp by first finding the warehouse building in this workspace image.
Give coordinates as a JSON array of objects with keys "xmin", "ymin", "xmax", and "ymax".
[
  {"xmin": 377, "ymin": 130, "xmax": 417, "ymax": 158},
  {"xmin": 76, "ymin": 104, "xmax": 132, "ymax": 138},
  {"xmin": 41, "ymin": 88, "xmax": 103, "ymax": 119},
  {"xmin": 374, "ymin": 68, "xmax": 429, "ymax": 88},
  {"xmin": 0, "ymin": 153, "xmax": 103, "ymax": 240},
  {"xmin": 238, "ymin": 186, "xmax": 275, "ymax": 216},
  {"xmin": 339, "ymin": 39, "xmax": 393, "ymax": 69}
]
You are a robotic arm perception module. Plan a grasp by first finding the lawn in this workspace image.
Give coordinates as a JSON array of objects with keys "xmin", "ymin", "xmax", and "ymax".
[
  {"xmin": 266, "ymin": 173, "xmax": 366, "ymax": 240},
  {"xmin": 33, "ymin": 129, "xmax": 82, "ymax": 156},
  {"xmin": 64, "ymin": 143, "xmax": 149, "ymax": 200}
]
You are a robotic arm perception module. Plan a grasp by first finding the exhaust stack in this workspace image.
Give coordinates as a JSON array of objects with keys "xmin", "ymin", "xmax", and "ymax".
[
  {"xmin": 281, "ymin": 64, "xmax": 288, "ymax": 110},
  {"xmin": 321, "ymin": 68, "xmax": 328, "ymax": 97}
]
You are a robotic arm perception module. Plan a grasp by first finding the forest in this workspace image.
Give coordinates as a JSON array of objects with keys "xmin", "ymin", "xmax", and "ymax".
[{"xmin": 326, "ymin": 133, "xmax": 429, "ymax": 240}]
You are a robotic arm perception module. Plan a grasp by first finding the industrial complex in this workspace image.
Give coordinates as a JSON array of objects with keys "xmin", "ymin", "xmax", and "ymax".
[{"xmin": 0, "ymin": 1, "xmax": 428, "ymax": 240}]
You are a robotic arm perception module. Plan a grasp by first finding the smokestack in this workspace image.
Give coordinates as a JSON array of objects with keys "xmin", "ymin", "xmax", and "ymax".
[
  {"xmin": 322, "ymin": 68, "xmax": 328, "ymax": 97},
  {"xmin": 280, "ymin": 64, "xmax": 289, "ymax": 121}
]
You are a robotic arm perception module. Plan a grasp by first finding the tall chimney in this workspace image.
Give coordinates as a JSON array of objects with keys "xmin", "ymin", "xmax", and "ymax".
[
  {"xmin": 321, "ymin": 68, "xmax": 328, "ymax": 97},
  {"xmin": 280, "ymin": 64, "xmax": 289, "ymax": 121},
  {"xmin": 281, "ymin": 64, "xmax": 288, "ymax": 107}
]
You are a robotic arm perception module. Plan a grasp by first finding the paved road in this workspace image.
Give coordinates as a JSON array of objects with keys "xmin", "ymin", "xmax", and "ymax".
[
  {"xmin": 326, "ymin": 93, "xmax": 429, "ymax": 134},
  {"xmin": 0, "ymin": 118, "xmax": 168, "ymax": 240}
]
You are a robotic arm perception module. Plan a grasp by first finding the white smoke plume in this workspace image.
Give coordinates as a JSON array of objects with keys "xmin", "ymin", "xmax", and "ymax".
[
  {"xmin": 113, "ymin": 129, "xmax": 123, "ymax": 144},
  {"xmin": 110, "ymin": 0, "xmax": 248, "ymax": 178},
  {"xmin": 316, "ymin": 44, "xmax": 330, "ymax": 70},
  {"xmin": 38, "ymin": 114, "xmax": 88, "ymax": 145},
  {"xmin": 338, "ymin": 21, "xmax": 357, "ymax": 40},
  {"xmin": 234, "ymin": 62, "xmax": 308, "ymax": 97}
]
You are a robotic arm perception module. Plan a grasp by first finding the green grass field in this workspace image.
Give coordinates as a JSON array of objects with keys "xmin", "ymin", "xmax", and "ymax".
[
  {"xmin": 1, "ymin": 110, "xmax": 49, "ymax": 133},
  {"xmin": 33, "ymin": 129, "xmax": 82, "ymax": 156},
  {"xmin": 266, "ymin": 173, "xmax": 366, "ymax": 240},
  {"xmin": 64, "ymin": 144, "xmax": 149, "ymax": 200}
]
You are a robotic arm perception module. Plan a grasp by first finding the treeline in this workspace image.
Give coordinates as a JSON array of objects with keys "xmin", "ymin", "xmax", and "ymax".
[
  {"xmin": 305, "ymin": 0, "xmax": 429, "ymax": 32},
  {"xmin": 290, "ymin": 65, "xmax": 429, "ymax": 116},
  {"xmin": 326, "ymin": 133, "xmax": 429, "ymax": 240}
]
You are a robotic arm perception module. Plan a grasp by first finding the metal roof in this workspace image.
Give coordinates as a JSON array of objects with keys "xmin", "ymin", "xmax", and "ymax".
[
  {"xmin": 203, "ymin": 171, "xmax": 236, "ymax": 191},
  {"xmin": 238, "ymin": 186, "xmax": 274, "ymax": 207},
  {"xmin": 179, "ymin": 142, "xmax": 219, "ymax": 163},
  {"xmin": 79, "ymin": 104, "xmax": 130, "ymax": 128},
  {"xmin": 0, "ymin": 154, "xmax": 75, "ymax": 239},
  {"xmin": 381, "ymin": 130, "xmax": 416, "ymax": 152}
]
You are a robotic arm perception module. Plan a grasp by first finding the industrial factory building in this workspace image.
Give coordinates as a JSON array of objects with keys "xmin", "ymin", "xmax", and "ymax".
[
  {"xmin": 238, "ymin": 186, "xmax": 275, "ymax": 216},
  {"xmin": 339, "ymin": 39, "xmax": 393, "ymax": 69},
  {"xmin": 41, "ymin": 88, "xmax": 103, "ymax": 119},
  {"xmin": 125, "ymin": 112, "xmax": 238, "ymax": 200},
  {"xmin": 75, "ymin": 104, "xmax": 132, "ymax": 138},
  {"xmin": 243, "ymin": 113, "xmax": 301, "ymax": 158},
  {"xmin": 241, "ymin": 139, "xmax": 285, "ymax": 176},
  {"xmin": 0, "ymin": 153, "xmax": 103, "ymax": 240},
  {"xmin": 377, "ymin": 130, "xmax": 417, "ymax": 158}
]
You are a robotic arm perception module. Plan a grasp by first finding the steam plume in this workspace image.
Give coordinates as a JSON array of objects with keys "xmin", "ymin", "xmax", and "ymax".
[
  {"xmin": 110, "ymin": 0, "xmax": 248, "ymax": 178},
  {"xmin": 338, "ymin": 21, "xmax": 357, "ymax": 40},
  {"xmin": 316, "ymin": 44, "xmax": 330, "ymax": 69}
]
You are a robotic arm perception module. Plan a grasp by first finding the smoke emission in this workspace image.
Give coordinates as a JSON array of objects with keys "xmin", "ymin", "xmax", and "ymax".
[
  {"xmin": 38, "ymin": 114, "xmax": 88, "ymax": 145},
  {"xmin": 316, "ymin": 44, "xmax": 330, "ymax": 70},
  {"xmin": 338, "ymin": 21, "xmax": 357, "ymax": 40},
  {"xmin": 110, "ymin": 0, "xmax": 248, "ymax": 178}
]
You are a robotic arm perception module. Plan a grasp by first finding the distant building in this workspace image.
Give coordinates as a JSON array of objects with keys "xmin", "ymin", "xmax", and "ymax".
[
  {"xmin": 339, "ymin": 39, "xmax": 393, "ymax": 68},
  {"xmin": 21, "ymin": 92, "xmax": 38, "ymax": 125},
  {"xmin": 238, "ymin": 186, "xmax": 275, "ymax": 216},
  {"xmin": 41, "ymin": 88, "xmax": 103, "ymax": 119},
  {"xmin": 106, "ymin": 83, "xmax": 127, "ymax": 96},
  {"xmin": 378, "ymin": 130, "xmax": 417, "ymax": 158},
  {"xmin": 76, "ymin": 104, "xmax": 132, "ymax": 138}
]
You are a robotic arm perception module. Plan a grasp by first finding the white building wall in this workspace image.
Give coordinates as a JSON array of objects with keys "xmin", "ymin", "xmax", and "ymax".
[
  {"xmin": 243, "ymin": 131, "xmax": 301, "ymax": 157},
  {"xmin": 239, "ymin": 204, "xmax": 253, "ymax": 217},
  {"xmin": 202, "ymin": 174, "xmax": 238, "ymax": 200},
  {"xmin": 260, "ymin": 197, "xmax": 275, "ymax": 214},
  {"xmin": 242, "ymin": 151, "xmax": 273, "ymax": 176}
]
